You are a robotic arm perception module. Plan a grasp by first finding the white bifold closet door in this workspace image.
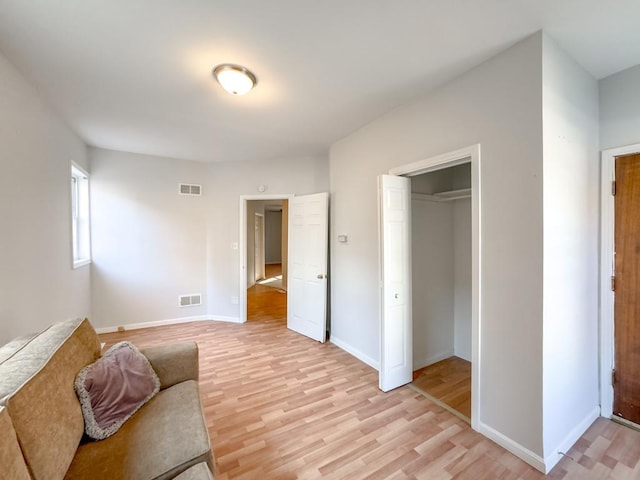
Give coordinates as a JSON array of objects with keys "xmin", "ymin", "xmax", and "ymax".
[{"xmin": 378, "ymin": 174, "xmax": 412, "ymax": 392}]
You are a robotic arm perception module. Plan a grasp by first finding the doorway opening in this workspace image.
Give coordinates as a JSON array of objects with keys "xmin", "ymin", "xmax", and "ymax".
[
  {"xmin": 379, "ymin": 144, "xmax": 480, "ymax": 431},
  {"xmin": 240, "ymin": 195, "xmax": 293, "ymax": 324},
  {"xmin": 600, "ymin": 144, "xmax": 640, "ymax": 429},
  {"xmin": 239, "ymin": 192, "xmax": 329, "ymax": 343},
  {"xmin": 409, "ymin": 162, "xmax": 472, "ymax": 422},
  {"xmin": 245, "ymin": 199, "xmax": 289, "ymax": 324}
]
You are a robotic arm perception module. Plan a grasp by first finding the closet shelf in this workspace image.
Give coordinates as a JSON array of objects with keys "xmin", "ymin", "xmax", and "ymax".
[{"xmin": 412, "ymin": 188, "xmax": 471, "ymax": 203}]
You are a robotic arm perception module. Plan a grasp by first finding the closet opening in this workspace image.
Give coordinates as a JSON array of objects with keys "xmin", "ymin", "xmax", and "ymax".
[
  {"xmin": 409, "ymin": 162, "xmax": 472, "ymax": 422},
  {"xmin": 379, "ymin": 144, "xmax": 480, "ymax": 429}
]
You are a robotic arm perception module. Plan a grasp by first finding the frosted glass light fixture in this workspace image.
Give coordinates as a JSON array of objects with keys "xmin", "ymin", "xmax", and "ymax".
[{"xmin": 212, "ymin": 64, "xmax": 257, "ymax": 95}]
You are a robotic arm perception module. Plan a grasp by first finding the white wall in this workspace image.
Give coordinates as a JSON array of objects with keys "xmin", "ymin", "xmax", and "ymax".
[
  {"xmin": 411, "ymin": 193, "xmax": 471, "ymax": 368},
  {"xmin": 541, "ymin": 34, "xmax": 600, "ymax": 470},
  {"xmin": 600, "ymin": 64, "xmax": 640, "ymax": 150},
  {"xmin": 90, "ymin": 151, "xmax": 327, "ymax": 327},
  {"xmin": 330, "ymin": 32, "xmax": 545, "ymax": 457},
  {"xmin": 0, "ymin": 51, "xmax": 90, "ymax": 344},
  {"xmin": 411, "ymin": 199, "xmax": 454, "ymax": 368},
  {"xmin": 206, "ymin": 156, "xmax": 328, "ymax": 321},
  {"xmin": 265, "ymin": 210, "xmax": 282, "ymax": 264},
  {"xmin": 453, "ymin": 198, "xmax": 472, "ymax": 361},
  {"xmin": 90, "ymin": 148, "xmax": 209, "ymax": 329}
]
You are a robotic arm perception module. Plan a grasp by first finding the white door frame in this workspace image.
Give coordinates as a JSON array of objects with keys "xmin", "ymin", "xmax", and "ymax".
[
  {"xmin": 239, "ymin": 194, "xmax": 294, "ymax": 323},
  {"xmin": 387, "ymin": 143, "xmax": 481, "ymax": 430},
  {"xmin": 599, "ymin": 143, "xmax": 640, "ymax": 418}
]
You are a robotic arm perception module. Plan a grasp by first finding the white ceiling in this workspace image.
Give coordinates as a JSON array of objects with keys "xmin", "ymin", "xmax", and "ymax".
[{"xmin": 0, "ymin": 1, "xmax": 639, "ymax": 164}]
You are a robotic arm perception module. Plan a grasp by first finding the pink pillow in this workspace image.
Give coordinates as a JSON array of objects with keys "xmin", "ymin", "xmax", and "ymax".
[{"xmin": 75, "ymin": 341, "xmax": 160, "ymax": 440}]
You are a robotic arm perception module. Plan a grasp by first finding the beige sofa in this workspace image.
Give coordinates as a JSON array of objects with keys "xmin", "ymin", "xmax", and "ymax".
[{"xmin": 0, "ymin": 318, "xmax": 214, "ymax": 480}]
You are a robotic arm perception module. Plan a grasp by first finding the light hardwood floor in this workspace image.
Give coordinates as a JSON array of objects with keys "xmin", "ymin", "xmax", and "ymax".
[
  {"xmin": 413, "ymin": 357, "xmax": 472, "ymax": 420},
  {"xmin": 100, "ymin": 294, "xmax": 640, "ymax": 479},
  {"xmin": 263, "ymin": 263, "xmax": 283, "ymax": 280},
  {"xmin": 248, "ymin": 263, "xmax": 286, "ymax": 323}
]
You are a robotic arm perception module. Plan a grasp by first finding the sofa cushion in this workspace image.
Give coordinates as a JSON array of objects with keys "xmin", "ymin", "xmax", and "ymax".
[
  {"xmin": 141, "ymin": 342, "xmax": 199, "ymax": 389},
  {"xmin": 1, "ymin": 318, "xmax": 101, "ymax": 480},
  {"xmin": 0, "ymin": 332, "xmax": 38, "ymax": 364},
  {"xmin": 75, "ymin": 341, "xmax": 160, "ymax": 440},
  {"xmin": 173, "ymin": 462, "xmax": 214, "ymax": 480},
  {"xmin": 0, "ymin": 407, "xmax": 30, "ymax": 480},
  {"xmin": 0, "ymin": 319, "xmax": 100, "ymax": 405},
  {"xmin": 66, "ymin": 380, "xmax": 213, "ymax": 480}
]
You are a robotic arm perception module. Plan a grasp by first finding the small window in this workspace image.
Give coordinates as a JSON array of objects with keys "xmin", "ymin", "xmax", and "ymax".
[{"xmin": 71, "ymin": 164, "xmax": 91, "ymax": 268}]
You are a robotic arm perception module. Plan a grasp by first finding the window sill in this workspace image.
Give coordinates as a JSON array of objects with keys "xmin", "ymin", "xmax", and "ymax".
[{"xmin": 73, "ymin": 258, "xmax": 91, "ymax": 269}]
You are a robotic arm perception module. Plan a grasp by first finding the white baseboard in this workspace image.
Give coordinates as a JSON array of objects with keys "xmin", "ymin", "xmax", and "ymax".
[
  {"xmin": 413, "ymin": 350, "xmax": 454, "ymax": 370},
  {"xmin": 94, "ymin": 315, "xmax": 239, "ymax": 334},
  {"xmin": 477, "ymin": 421, "xmax": 546, "ymax": 473},
  {"xmin": 211, "ymin": 315, "xmax": 242, "ymax": 323},
  {"xmin": 454, "ymin": 349, "xmax": 472, "ymax": 362},
  {"xmin": 543, "ymin": 407, "xmax": 600, "ymax": 473},
  {"xmin": 330, "ymin": 336, "xmax": 379, "ymax": 371}
]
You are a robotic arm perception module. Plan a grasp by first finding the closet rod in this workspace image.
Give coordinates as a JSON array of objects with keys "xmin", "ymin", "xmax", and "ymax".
[{"xmin": 412, "ymin": 188, "xmax": 471, "ymax": 203}]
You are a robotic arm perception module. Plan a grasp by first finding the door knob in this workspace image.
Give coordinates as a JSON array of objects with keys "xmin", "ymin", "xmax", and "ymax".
[
  {"xmin": 317, "ymin": 274, "xmax": 325, "ymax": 279},
  {"xmin": 394, "ymin": 293, "xmax": 399, "ymax": 299}
]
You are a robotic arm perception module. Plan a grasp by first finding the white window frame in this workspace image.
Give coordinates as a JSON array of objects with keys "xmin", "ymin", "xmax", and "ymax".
[{"xmin": 71, "ymin": 163, "xmax": 91, "ymax": 268}]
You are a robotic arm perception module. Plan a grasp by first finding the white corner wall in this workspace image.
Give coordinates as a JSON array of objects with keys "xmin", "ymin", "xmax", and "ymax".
[
  {"xmin": 90, "ymin": 149, "xmax": 327, "ymax": 330},
  {"xmin": 0, "ymin": 51, "xmax": 90, "ymax": 343},
  {"xmin": 411, "ymin": 197, "xmax": 471, "ymax": 368},
  {"xmin": 600, "ymin": 64, "xmax": 640, "ymax": 150},
  {"xmin": 330, "ymin": 32, "xmax": 545, "ymax": 459},
  {"xmin": 541, "ymin": 34, "xmax": 600, "ymax": 471},
  {"xmin": 453, "ymin": 198, "xmax": 472, "ymax": 361},
  {"xmin": 411, "ymin": 199, "xmax": 454, "ymax": 368},
  {"xmin": 206, "ymin": 156, "xmax": 328, "ymax": 321},
  {"xmin": 90, "ymin": 148, "xmax": 210, "ymax": 329}
]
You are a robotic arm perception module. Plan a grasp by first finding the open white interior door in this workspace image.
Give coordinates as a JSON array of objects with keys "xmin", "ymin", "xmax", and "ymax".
[
  {"xmin": 287, "ymin": 192, "xmax": 329, "ymax": 342},
  {"xmin": 379, "ymin": 174, "xmax": 412, "ymax": 392}
]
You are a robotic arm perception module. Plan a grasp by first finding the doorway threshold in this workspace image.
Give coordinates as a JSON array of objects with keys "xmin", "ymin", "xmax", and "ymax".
[
  {"xmin": 611, "ymin": 414, "xmax": 640, "ymax": 432},
  {"xmin": 408, "ymin": 383, "xmax": 470, "ymax": 425}
]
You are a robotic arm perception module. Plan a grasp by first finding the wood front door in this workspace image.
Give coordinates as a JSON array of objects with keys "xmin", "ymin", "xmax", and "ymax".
[{"xmin": 614, "ymin": 153, "xmax": 640, "ymax": 424}]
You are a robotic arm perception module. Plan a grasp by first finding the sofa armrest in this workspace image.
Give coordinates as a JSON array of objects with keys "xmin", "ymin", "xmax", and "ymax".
[{"xmin": 141, "ymin": 342, "xmax": 199, "ymax": 389}]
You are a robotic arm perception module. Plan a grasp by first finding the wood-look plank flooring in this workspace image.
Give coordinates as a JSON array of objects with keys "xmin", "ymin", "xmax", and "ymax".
[
  {"xmin": 100, "ymin": 317, "xmax": 640, "ymax": 479},
  {"xmin": 413, "ymin": 357, "xmax": 472, "ymax": 420}
]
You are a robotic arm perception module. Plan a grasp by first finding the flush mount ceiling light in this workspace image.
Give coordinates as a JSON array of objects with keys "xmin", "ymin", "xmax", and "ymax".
[{"xmin": 212, "ymin": 64, "xmax": 257, "ymax": 96}]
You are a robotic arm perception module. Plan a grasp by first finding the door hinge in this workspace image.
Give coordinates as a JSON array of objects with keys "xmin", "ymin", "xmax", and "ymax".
[
  {"xmin": 611, "ymin": 275, "xmax": 616, "ymax": 292},
  {"xmin": 612, "ymin": 180, "xmax": 617, "ymax": 196}
]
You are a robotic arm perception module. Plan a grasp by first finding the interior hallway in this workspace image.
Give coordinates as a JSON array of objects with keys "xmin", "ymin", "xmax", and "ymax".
[{"xmin": 247, "ymin": 263, "xmax": 286, "ymax": 323}]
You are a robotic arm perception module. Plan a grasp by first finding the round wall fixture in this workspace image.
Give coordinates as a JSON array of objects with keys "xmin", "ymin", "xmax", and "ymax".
[{"xmin": 212, "ymin": 64, "xmax": 257, "ymax": 95}]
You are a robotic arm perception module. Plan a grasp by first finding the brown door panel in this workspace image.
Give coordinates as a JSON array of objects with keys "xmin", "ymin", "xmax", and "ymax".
[{"xmin": 614, "ymin": 153, "xmax": 640, "ymax": 424}]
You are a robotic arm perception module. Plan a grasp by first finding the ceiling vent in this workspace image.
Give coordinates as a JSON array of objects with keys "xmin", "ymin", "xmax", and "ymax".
[
  {"xmin": 179, "ymin": 184, "xmax": 202, "ymax": 196},
  {"xmin": 179, "ymin": 293, "xmax": 202, "ymax": 307}
]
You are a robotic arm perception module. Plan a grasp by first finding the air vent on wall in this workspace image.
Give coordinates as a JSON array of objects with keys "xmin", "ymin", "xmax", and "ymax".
[
  {"xmin": 179, "ymin": 184, "xmax": 202, "ymax": 196},
  {"xmin": 179, "ymin": 294, "xmax": 202, "ymax": 307}
]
